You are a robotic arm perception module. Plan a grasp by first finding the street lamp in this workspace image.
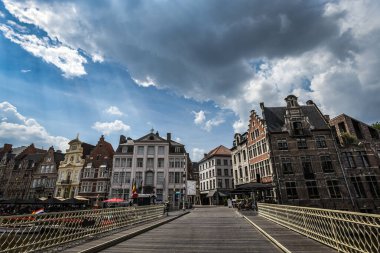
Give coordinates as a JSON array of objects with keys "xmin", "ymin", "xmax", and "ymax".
[{"xmin": 182, "ymin": 153, "xmax": 187, "ymax": 211}]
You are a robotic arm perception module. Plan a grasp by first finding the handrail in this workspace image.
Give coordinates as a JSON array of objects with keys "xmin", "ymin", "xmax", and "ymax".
[
  {"xmin": 0, "ymin": 205, "xmax": 164, "ymax": 252},
  {"xmin": 258, "ymin": 203, "xmax": 380, "ymax": 253}
]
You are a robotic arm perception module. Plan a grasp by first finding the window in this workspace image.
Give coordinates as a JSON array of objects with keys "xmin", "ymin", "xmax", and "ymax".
[
  {"xmin": 321, "ymin": 156, "xmax": 334, "ymax": 173},
  {"xmin": 297, "ymin": 138, "xmax": 307, "ymax": 149},
  {"xmin": 135, "ymin": 172, "xmax": 143, "ymax": 186},
  {"xmin": 169, "ymin": 158, "xmax": 175, "ymax": 168},
  {"xmin": 342, "ymin": 152, "xmax": 355, "ymax": 168},
  {"xmin": 243, "ymin": 151, "xmax": 247, "ymax": 161},
  {"xmin": 124, "ymin": 172, "xmax": 131, "ymax": 183},
  {"xmin": 217, "ymin": 169, "xmax": 222, "ymax": 176},
  {"xmin": 169, "ymin": 172, "xmax": 175, "ymax": 183},
  {"xmin": 99, "ymin": 166, "xmax": 108, "ymax": 178},
  {"xmin": 357, "ymin": 151, "xmax": 370, "ymax": 167},
  {"xmin": 157, "ymin": 172, "xmax": 164, "ymax": 185},
  {"xmin": 281, "ymin": 158, "xmax": 293, "ymax": 174},
  {"xmin": 293, "ymin": 121, "xmax": 303, "ymax": 136},
  {"xmin": 224, "ymin": 159, "xmax": 228, "ymax": 166},
  {"xmin": 301, "ymin": 156, "xmax": 314, "ymax": 179},
  {"xmin": 366, "ymin": 176, "xmax": 380, "ymax": 199},
  {"xmin": 255, "ymin": 129, "xmax": 260, "ymax": 138},
  {"xmin": 224, "ymin": 169, "xmax": 229, "ymax": 176},
  {"xmin": 113, "ymin": 172, "xmax": 120, "ymax": 184},
  {"xmin": 121, "ymin": 158, "xmax": 126, "ymax": 167},
  {"xmin": 217, "ymin": 159, "xmax": 221, "ymax": 165},
  {"xmin": 239, "ymin": 167, "xmax": 243, "ymax": 178},
  {"xmin": 327, "ymin": 180, "xmax": 342, "ymax": 198},
  {"xmin": 245, "ymin": 166, "xmax": 248, "ymax": 179},
  {"xmin": 81, "ymin": 182, "xmax": 91, "ymax": 193},
  {"xmin": 127, "ymin": 158, "xmax": 132, "ymax": 167},
  {"xmin": 175, "ymin": 172, "xmax": 182, "ymax": 184},
  {"xmin": 115, "ymin": 158, "xmax": 120, "ymax": 167},
  {"xmin": 285, "ymin": 182, "xmax": 298, "ymax": 199},
  {"xmin": 262, "ymin": 139, "xmax": 267, "ymax": 153},
  {"xmin": 306, "ymin": 181, "xmax": 319, "ymax": 199},
  {"xmin": 175, "ymin": 147, "xmax": 181, "ymax": 153},
  {"xmin": 316, "ymin": 136, "xmax": 327, "ymax": 148},
  {"xmin": 147, "ymin": 158, "xmax": 154, "ymax": 168},
  {"xmin": 351, "ymin": 177, "xmax": 367, "ymax": 198},
  {"xmin": 158, "ymin": 146, "xmax": 165, "ymax": 155},
  {"xmin": 158, "ymin": 158, "xmax": 164, "ymax": 168},
  {"xmin": 218, "ymin": 179, "xmax": 223, "ymax": 188},
  {"xmin": 225, "ymin": 179, "xmax": 230, "ymax": 189},
  {"xmin": 145, "ymin": 171, "xmax": 154, "ymax": 186},
  {"xmin": 137, "ymin": 158, "xmax": 143, "ymax": 168},
  {"xmin": 156, "ymin": 189, "xmax": 163, "ymax": 201},
  {"xmin": 147, "ymin": 146, "xmax": 155, "ymax": 155},
  {"xmin": 137, "ymin": 146, "xmax": 144, "ymax": 155},
  {"xmin": 96, "ymin": 181, "xmax": 106, "ymax": 192},
  {"xmin": 122, "ymin": 146, "xmax": 128, "ymax": 153}
]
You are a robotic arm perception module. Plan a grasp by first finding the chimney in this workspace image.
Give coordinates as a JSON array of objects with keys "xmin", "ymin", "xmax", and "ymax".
[
  {"xmin": 3, "ymin": 144, "xmax": 12, "ymax": 153},
  {"xmin": 119, "ymin": 135, "xmax": 127, "ymax": 144},
  {"xmin": 204, "ymin": 153, "xmax": 208, "ymax": 157},
  {"xmin": 167, "ymin": 133, "xmax": 171, "ymax": 142}
]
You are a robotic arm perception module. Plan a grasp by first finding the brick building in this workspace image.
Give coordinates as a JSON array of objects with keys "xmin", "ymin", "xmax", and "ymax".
[
  {"xmin": 330, "ymin": 114, "xmax": 380, "ymax": 213},
  {"xmin": 30, "ymin": 147, "xmax": 65, "ymax": 199},
  {"xmin": 79, "ymin": 135, "xmax": 115, "ymax": 205},
  {"xmin": 245, "ymin": 95, "xmax": 354, "ymax": 210}
]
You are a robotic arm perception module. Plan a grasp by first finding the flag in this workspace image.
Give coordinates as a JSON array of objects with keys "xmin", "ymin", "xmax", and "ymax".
[
  {"xmin": 132, "ymin": 179, "xmax": 138, "ymax": 198},
  {"xmin": 32, "ymin": 208, "xmax": 44, "ymax": 215}
]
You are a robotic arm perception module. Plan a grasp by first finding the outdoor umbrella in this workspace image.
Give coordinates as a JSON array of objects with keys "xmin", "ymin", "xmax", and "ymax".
[{"xmin": 103, "ymin": 198, "xmax": 124, "ymax": 203}]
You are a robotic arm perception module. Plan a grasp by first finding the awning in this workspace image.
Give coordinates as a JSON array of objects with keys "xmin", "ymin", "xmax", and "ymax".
[
  {"xmin": 236, "ymin": 182, "xmax": 274, "ymax": 190},
  {"xmin": 206, "ymin": 190, "xmax": 217, "ymax": 197},
  {"xmin": 218, "ymin": 192, "xmax": 228, "ymax": 197}
]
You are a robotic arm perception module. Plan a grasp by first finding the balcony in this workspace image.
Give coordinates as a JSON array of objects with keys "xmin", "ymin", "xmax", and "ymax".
[{"xmin": 60, "ymin": 179, "xmax": 72, "ymax": 185}]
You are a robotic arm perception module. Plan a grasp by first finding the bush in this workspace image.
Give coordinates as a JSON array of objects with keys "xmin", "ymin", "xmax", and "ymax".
[{"xmin": 341, "ymin": 132, "xmax": 358, "ymax": 146}]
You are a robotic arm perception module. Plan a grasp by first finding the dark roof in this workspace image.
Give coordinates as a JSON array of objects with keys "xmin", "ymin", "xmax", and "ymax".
[{"xmin": 263, "ymin": 105, "xmax": 330, "ymax": 133}]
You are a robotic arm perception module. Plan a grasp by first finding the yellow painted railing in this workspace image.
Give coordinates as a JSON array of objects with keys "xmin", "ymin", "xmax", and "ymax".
[
  {"xmin": 0, "ymin": 205, "xmax": 164, "ymax": 252},
  {"xmin": 258, "ymin": 203, "xmax": 380, "ymax": 253}
]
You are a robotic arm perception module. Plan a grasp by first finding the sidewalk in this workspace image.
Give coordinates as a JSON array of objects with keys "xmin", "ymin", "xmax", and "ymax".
[
  {"xmin": 241, "ymin": 210, "xmax": 337, "ymax": 253},
  {"xmin": 61, "ymin": 210, "xmax": 189, "ymax": 253}
]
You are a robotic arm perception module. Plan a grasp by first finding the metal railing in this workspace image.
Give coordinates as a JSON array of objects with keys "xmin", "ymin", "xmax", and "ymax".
[
  {"xmin": 0, "ymin": 205, "xmax": 164, "ymax": 252},
  {"xmin": 258, "ymin": 203, "xmax": 380, "ymax": 253}
]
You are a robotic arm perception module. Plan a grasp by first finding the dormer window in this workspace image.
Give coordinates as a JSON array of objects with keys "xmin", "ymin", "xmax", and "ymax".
[
  {"xmin": 175, "ymin": 147, "xmax": 181, "ymax": 153},
  {"xmin": 72, "ymin": 145, "xmax": 77, "ymax": 150},
  {"xmin": 293, "ymin": 121, "xmax": 303, "ymax": 136}
]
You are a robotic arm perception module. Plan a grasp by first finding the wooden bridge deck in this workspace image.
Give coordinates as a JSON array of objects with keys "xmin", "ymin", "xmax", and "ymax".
[
  {"xmin": 63, "ymin": 206, "xmax": 338, "ymax": 253},
  {"xmin": 101, "ymin": 207, "xmax": 282, "ymax": 253}
]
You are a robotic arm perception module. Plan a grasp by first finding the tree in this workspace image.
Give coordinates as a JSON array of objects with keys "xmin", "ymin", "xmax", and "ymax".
[
  {"xmin": 372, "ymin": 122, "xmax": 380, "ymax": 131},
  {"xmin": 340, "ymin": 132, "xmax": 358, "ymax": 146}
]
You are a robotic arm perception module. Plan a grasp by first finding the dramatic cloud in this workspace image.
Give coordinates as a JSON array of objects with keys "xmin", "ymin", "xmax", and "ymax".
[
  {"xmin": 0, "ymin": 23, "xmax": 87, "ymax": 78},
  {"xmin": 192, "ymin": 148, "xmax": 205, "ymax": 162},
  {"xmin": 105, "ymin": 106, "xmax": 123, "ymax": 116},
  {"xmin": 0, "ymin": 101, "xmax": 70, "ymax": 150},
  {"xmin": 2, "ymin": 0, "xmax": 380, "ymax": 130},
  {"xmin": 92, "ymin": 120, "xmax": 130, "ymax": 135}
]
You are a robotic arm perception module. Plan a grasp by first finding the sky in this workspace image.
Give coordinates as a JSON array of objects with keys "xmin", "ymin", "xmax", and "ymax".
[{"xmin": 0, "ymin": 0, "xmax": 379, "ymax": 162}]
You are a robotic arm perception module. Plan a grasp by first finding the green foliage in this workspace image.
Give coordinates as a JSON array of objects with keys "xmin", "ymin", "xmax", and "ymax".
[
  {"xmin": 372, "ymin": 122, "xmax": 380, "ymax": 131},
  {"xmin": 340, "ymin": 132, "xmax": 358, "ymax": 146}
]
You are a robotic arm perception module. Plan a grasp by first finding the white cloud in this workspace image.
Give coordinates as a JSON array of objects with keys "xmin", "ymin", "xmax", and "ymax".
[
  {"xmin": 175, "ymin": 137, "xmax": 181, "ymax": 143},
  {"xmin": 0, "ymin": 101, "xmax": 69, "ymax": 151},
  {"xmin": 232, "ymin": 119, "xmax": 247, "ymax": 134},
  {"xmin": 193, "ymin": 110, "xmax": 206, "ymax": 125},
  {"xmin": 191, "ymin": 148, "xmax": 205, "ymax": 162},
  {"xmin": 0, "ymin": 11, "xmax": 4, "ymax": 18},
  {"xmin": 21, "ymin": 69, "xmax": 31, "ymax": 73},
  {"xmin": 204, "ymin": 118, "xmax": 225, "ymax": 132},
  {"xmin": 105, "ymin": 106, "xmax": 123, "ymax": 116},
  {"xmin": 92, "ymin": 120, "xmax": 130, "ymax": 135},
  {"xmin": 0, "ymin": 24, "xmax": 87, "ymax": 78},
  {"xmin": 132, "ymin": 76, "xmax": 156, "ymax": 87}
]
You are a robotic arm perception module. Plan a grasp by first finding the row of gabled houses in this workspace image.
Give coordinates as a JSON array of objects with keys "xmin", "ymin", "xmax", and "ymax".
[
  {"xmin": 229, "ymin": 95, "xmax": 380, "ymax": 213},
  {"xmin": 0, "ymin": 131, "xmax": 191, "ymax": 207}
]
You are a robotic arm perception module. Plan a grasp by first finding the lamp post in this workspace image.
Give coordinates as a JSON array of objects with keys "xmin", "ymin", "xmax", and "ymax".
[{"xmin": 182, "ymin": 153, "xmax": 187, "ymax": 211}]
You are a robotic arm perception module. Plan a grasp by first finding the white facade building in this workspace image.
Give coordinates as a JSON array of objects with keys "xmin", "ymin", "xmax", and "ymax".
[
  {"xmin": 199, "ymin": 145, "xmax": 233, "ymax": 205},
  {"xmin": 109, "ymin": 131, "xmax": 188, "ymax": 207},
  {"xmin": 231, "ymin": 132, "xmax": 250, "ymax": 186}
]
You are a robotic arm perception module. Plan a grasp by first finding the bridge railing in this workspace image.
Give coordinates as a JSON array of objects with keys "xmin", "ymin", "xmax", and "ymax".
[
  {"xmin": 0, "ymin": 205, "xmax": 164, "ymax": 252},
  {"xmin": 258, "ymin": 203, "xmax": 380, "ymax": 253}
]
